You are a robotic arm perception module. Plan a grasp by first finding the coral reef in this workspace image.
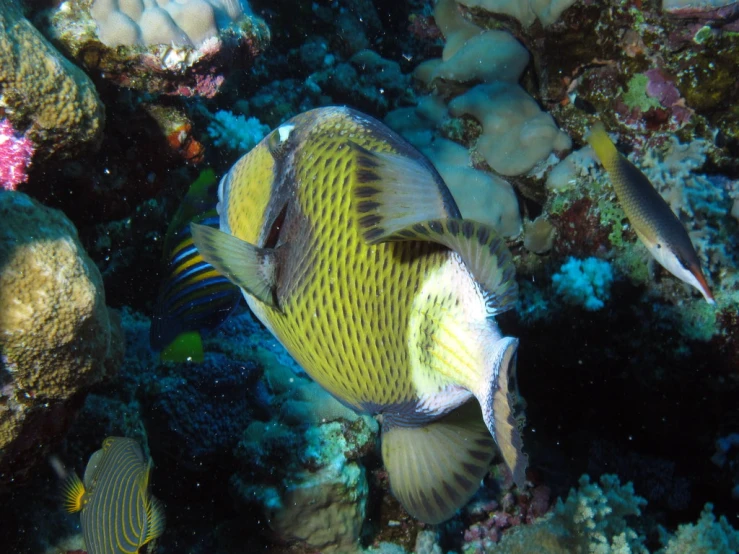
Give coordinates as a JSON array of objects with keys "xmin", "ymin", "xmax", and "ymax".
[
  {"xmin": 0, "ymin": 0, "xmax": 104, "ymax": 160},
  {"xmin": 0, "ymin": 191, "xmax": 122, "ymax": 486},
  {"xmin": 231, "ymin": 354, "xmax": 379, "ymax": 553},
  {"xmin": 43, "ymin": 0, "xmax": 270, "ymax": 97},
  {"xmin": 90, "ymin": 0, "xmax": 252, "ymax": 48},
  {"xmin": 0, "ymin": 0, "xmax": 738, "ymax": 553}
]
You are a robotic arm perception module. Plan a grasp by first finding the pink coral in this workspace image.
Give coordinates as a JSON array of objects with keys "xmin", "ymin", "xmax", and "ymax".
[{"xmin": 0, "ymin": 119, "xmax": 34, "ymax": 191}]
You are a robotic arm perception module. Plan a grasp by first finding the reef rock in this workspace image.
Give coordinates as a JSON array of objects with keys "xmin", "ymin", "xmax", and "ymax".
[
  {"xmin": 232, "ymin": 357, "xmax": 378, "ymax": 553},
  {"xmin": 0, "ymin": 0, "xmax": 105, "ymax": 160},
  {"xmin": 0, "ymin": 191, "xmax": 122, "ymax": 485}
]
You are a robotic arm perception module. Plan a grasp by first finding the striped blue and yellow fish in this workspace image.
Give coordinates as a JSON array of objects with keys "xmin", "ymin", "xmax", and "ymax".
[
  {"xmin": 63, "ymin": 437, "xmax": 165, "ymax": 554},
  {"xmin": 191, "ymin": 107, "xmax": 527, "ymax": 524},
  {"xmin": 150, "ymin": 169, "xmax": 241, "ymax": 361}
]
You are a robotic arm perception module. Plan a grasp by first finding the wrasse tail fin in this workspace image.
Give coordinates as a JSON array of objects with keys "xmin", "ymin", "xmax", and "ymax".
[
  {"xmin": 349, "ymin": 141, "xmax": 460, "ymax": 243},
  {"xmin": 381, "ymin": 402, "xmax": 495, "ymax": 524},
  {"xmin": 62, "ymin": 472, "xmax": 86, "ymax": 513},
  {"xmin": 584, "ymin": 121, "xmax": 619, "ymax": 170},
  {"xmin": 191, "ymin": 223, "xmax": 279, "ymax": 308}
]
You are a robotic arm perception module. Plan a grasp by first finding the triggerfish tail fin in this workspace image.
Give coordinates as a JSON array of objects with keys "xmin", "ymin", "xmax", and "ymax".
[
  {"xmin": 474, "ymin": 336, "xmax": 527, "ymax": 488},
  {"xmin": 586, "ymin": 122, "xmax": 715, "ymax": 304},
  {"xmin": 62, "ymin": 472, "xmax": 86, "ymax": 513},
  {"xmin": 191, "ymin": 223, "xmax": 280, "ymax": 309},
  {"xmin": 381, "ymin": 401, "xmax": 495, "ymax": 524},
  {"xmin": 160, "ymin": 330, "xmax": 204, "ymax": 363}
]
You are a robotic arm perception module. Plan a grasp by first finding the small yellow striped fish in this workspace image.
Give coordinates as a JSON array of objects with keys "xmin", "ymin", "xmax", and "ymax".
[
  {"xmin": 587, "ymin": 123, "xmax": 714, "ymax": 304},
  {"xmin": 63, "ymin": 437, "xmax": 165, "ymax": 554},
  {"xmin": 191, "ymin": 107, "xmax": 527, "ymax": 523}
]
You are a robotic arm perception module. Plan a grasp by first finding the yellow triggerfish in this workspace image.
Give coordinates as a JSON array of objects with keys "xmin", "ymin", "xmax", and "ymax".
[
  {"xmin": 587, "ymin": 123, "xmax": 714, "ymax": 304},
  {"xmin": 63, "ymin": 437, "xmax": 165, "ymax": 554},
  {"xmin": 191, "ymin": 106, "xmax": 526, "ymax": 523}
]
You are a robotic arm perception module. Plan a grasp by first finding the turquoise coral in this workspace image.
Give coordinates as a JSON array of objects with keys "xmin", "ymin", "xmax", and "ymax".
[{"xmin": 552, "ymin": 257, "xmax": 614, "ymax": 311}]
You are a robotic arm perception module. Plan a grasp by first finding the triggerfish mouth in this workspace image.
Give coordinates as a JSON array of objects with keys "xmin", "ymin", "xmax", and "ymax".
[
  {"xmin": 191, "ymin": 106, "xmax": 527, "ymax": 523},
  {"xmin": 586, "ymin": 123, "xmax": 714, "ymax": 304},
  {"xmin": 63, "ymin": 437, "xmax": 165, "ymax": 554}
]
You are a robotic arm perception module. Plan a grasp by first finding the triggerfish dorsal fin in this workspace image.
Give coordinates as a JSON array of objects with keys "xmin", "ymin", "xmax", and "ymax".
[
  {"xmin": 349, "ymin": 141, "xmax": 462, "ymax": 243},
  {"xmin": 349, "ymin": 143, "xmax": 517, "ymax": 312},
  {"xmin": 381, "ymin": 401, "xmax": 495, "ymax": 524},
  {"xmin": 586, "ymin": 123, "xmax": 715, "ymax": 304},
  {"xmin": 61, "ymin": 472, "xmax": 86, "ymax": 513},
  {"xmin": 190, "ymin": 223, "xmax": 281, "ymax": 309}
]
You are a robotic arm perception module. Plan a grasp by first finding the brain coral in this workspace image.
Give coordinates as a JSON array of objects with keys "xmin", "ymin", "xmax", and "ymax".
[
  {"xmin": 0, "ymin": 0, "xmax": 104, "ymax": 160},
  {"xmin": 0, "ymin": 192, "xmax": 122, "ymax": 485},
  {"xmin": 90, "ymin": 0, "xmax": 252, "ymax": 47}
]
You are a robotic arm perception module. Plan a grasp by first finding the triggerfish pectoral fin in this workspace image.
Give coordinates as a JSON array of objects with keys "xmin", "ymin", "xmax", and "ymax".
[
  {"xmin": 586, "ymin": 122, "xmax": 715, "ymax": 304},
  {"xmin": 381, "ymin": 401, "xmax": 495, "ymax": 524},
  {"xmin": 190, "ymin": 223, "xmax": 280, "ymax": 309}
]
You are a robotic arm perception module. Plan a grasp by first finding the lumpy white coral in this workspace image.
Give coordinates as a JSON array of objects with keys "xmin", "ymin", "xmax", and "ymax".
[{"xmin": 90, "ymin": 0, "xmax": 252, "ymax": 47}]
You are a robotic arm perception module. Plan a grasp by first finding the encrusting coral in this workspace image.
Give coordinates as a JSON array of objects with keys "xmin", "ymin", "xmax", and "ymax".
[
  {"xmin": 0, "ymin": 191, "xmax": 123, "ymax": 486},
  {"xmin": 0, "ymin": 0, "xmax": 104, "ymax": 159},
  {"xmin": 231, "ymin": 354, "xmax": 378, "ymax": 553}
]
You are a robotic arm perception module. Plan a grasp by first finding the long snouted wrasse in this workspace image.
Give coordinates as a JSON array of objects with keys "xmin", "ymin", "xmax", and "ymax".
[
  {"xmin": 190, "ymin": 106, "xmax": 527, "ymax": 524},
  {"xmin": 150, "ymin": 168, "xmax": 241, "ymax": 362},
  {"xmin": 586, "ymin": 123, "xmax": 714, "ymax": 304},
  {"xmin": 63, "ymin": 437, "xmax": 165, "ymax": 554}
]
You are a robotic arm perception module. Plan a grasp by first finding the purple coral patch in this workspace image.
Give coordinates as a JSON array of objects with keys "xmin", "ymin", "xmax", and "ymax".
[{"xmin": 0, "ymin": 119, "xmax": 35, "ymax": 191}]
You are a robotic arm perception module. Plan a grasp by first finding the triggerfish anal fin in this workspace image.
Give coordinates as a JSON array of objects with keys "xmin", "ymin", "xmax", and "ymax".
[
  {"xmin": 190, "ymin": 223, "xmax": 281, "ymax": 309},
  {"xmin": 150, "ymin": 169, "xmax": 242, "ymax": 357},
  {"xmin": 381, "ymin": 401, "xmax": 495, "ymax": 524},
  {"xmin": 586, "ymin": 123, "xmax": 715, "ymax": 304}
]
